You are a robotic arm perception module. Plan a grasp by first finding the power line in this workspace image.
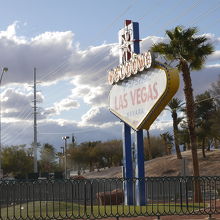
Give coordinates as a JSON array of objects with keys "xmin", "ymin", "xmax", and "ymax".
[
  {"xmin": 3, "ymin": 0, "xmax": 219, "ymax": 146},
  {"xmin": 35, "ymin": 0, "xmax": 138, "ymax": 85},
  {"xmin": 140, "ymin": 0, "xmax": 185, "ymax": 32},
  {"xmin": 1, "ymin": 112, "xmax": 33, "ymax": 141},
  {"xmin": 2, "ymin": 121, "xmax": 32, "ymax": 145},
  {"xmin": 191, "ymin": 1, "xmax": 220, "ymax": 26},
  {"xmin": 166, "ymin": 94, "xmax": 220, "ymax": 112},
  {"xmin": 91, "ymin": 0, "xmax": 138, "ymax": 44},
  {"xmin": 137, "ymin": 0, "xmax": 164, "ymax": 21},
  {"xmin": 153, "ymin": 0, "xmax": 202, "ymax": 36}
]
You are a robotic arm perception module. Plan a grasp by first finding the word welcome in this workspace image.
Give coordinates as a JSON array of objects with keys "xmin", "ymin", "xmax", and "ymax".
[
  {"xmin": 114, "ymin": 82, "xmax": 158, "ymax": 110},
  {"xmin": 108, "ymin": 51, "xmax": 152, "ymax": 85}
]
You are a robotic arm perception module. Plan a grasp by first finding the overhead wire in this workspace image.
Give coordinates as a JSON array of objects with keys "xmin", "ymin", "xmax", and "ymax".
[
  {"xmin": 0, "ymin": 85, "xmax": 42, "ymax": 136},
  {"xmin": 2, "ymin": 113, "xmax": 33, "ymax": 144},
  {"xmin": 90, "ymin": 0, "xmax": 139, "ymax": 45},
  {"xmin": 42, "ymin": 0, "xmax": 220, "ymax": 139},
  {"xmin": 0, "ymin": 54, "xmax": 117, "ymax": 144},
  {"xmin": 31, "ymin": 0, "xmax": 170, "ymax": 104},
  {"xmin": 2, "ymin": 112, "xmax": 33, "ymax": 138},
  {"xmin": 191, "ymin": 2, "xmax": 220, "ymax": 26},
  {"xmin": 2, "ymin": 120, "xmax": 33, "ymax": 145},
  {"xmin": 0, "ymin": 91, "xmax": 33, "ymax": 131},
  {"xmin": 36, "ymin": 0, "xmax": 139, "ymax": 85},
  {"xmin": 137, "ymin": 0, "xmax": 164, "ymax": 22},
  {"xmin": 19, "ymin": 0, "xmax": 136, "ymax": 101},
  {"xmin": 3, "ymin": 0, "xmax": 219, "ymax": 146},
  {"xmin": 1, "ymin": 19, "xmax": 106, "ymax": 140},
  {"xmin": 152, "ymin": 0, "xmax": 203, "ymax": 36},
  {"xmin": 140, "ymin": 0, "xmax": 185, "ymax": 33},
  {"xmin": 1, "ymin": 1, "xmax": 139, "ymax": 146},
  {"xmin": 165, "ymin": 94, "xmax": 220, "ymax": 113}
]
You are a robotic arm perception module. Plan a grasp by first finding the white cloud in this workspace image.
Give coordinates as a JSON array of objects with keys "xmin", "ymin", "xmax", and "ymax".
[
  {"xmin": 71, "ymin": 86, "xmax": 90, "ymax": 98},
  {"xmin": 42, "ymin": 97, "xmax": 80, "ymax": 117},
  {"xmin": 141, "ymin": 36, "xmax": 165, "ymax": 52},
  {"xmin": 208, "ymin": 51, "xmax": 220, "ymax": 62},
  {"xmin": 54, "ymin": 97, "xmax": 79, "ymax": 112},
  {"xmin": 80, "ymin": 106, "xmax": 118, "ymax": 126},
  {"xmin": 1, "ymin": 88, "xmax": 44, "ymax": 121},
  {"xmin": 0, "ymin": 23, "xmax": 74, "ymax": 85},
  {"xmin": 1, "ymin": 118, "xmax": 122, "ymax": 150},
  {"xmin": 1, "ymin": 23, "xmax": 220, "ymax": 148}
]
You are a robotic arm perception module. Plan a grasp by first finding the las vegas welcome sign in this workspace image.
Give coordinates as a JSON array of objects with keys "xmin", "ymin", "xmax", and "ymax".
[{"xmin": 108, "ymin": 51, "xmax": 180, "ymax": 131}]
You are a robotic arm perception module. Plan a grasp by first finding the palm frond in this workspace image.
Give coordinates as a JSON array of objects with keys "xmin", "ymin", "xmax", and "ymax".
[
  {"xmin": 168, "ymin": 98, "xmax": 184, "ymax": 110},
  {"xmin": 150, "ymin": 25, "xmax": 214, "ymax": 72},
  {"xmin": 166, "ymin": 30, "xmax": 174, "ymax": 40},
  {"xmin": 183, "ymin": 27, "xmax": 198, "ymax": 39}
]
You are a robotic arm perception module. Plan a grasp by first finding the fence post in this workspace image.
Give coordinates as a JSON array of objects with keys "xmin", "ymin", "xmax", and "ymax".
[
  {"xmin": 84, "ymin": 181, "xmax": 87, "ymax": 215},
  {"xmin": 90, "ymin": 180, "xmax": 93, "ymax": 215},
  {"xmin": 208, "ymin": 214, "xmax": 216, "ymax": 220}
]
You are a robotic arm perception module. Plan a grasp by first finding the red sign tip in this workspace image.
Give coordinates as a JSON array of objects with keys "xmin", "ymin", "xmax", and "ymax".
[{"xmin": 125, "ymin": 20, "xmax": 132, "ymax": 26}]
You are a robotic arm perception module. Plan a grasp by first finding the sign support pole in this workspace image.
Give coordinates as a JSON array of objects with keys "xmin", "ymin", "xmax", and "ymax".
[
  {"xmin": 132, "ymin": 21, "xmax": 146, "ymax": 205},
  {"xmin": 119, "ymin": 20, "xmax": 146, "ymax": 205},
  {"xmin": 122, "ymin": 123, "xmax": 133, "ymax": 205},
  {"xmin": 110, "ymin": 19, "xmax": 179, "ymax": 206},
  {"xmin": 134, "ymin": 130, "xmax": 146, "ymax": 205},
  {"xmin": 120, "ymin": 20, "xmax": 134, "ymax": 205}
]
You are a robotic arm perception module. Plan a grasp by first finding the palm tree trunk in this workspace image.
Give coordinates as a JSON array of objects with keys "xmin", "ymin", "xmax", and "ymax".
[
  {"xmin": 214, "ymin": 138, "xmax": 218, "ymax": 149},
  {"xmin": 172, "ymin": 112, "xmax": 182, "ymax": 159},
  {"xmin": 162, "ymin": 135, "xmax": 169, "ymax": 155},
  {"xmin": 186, "ymin": 143, "xmax": 191, "ymax": 150},
  {"xmin": 181, "ymin": 60, "xmax": 202, "ymax": 202},
  {"xmin": 202, "ymin": 137, "xmax": 206, "ymax": 158},
  {"xmin": 147, "ymin": 130, "xmax": 152, "ymax": 160},
  {"xmin": 206, "ymin": 140, "xmax": 211, "ymax": 151}
]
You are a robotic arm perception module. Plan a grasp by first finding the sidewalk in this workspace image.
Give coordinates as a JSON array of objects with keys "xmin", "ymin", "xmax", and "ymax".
[
  {"xmin": 103, "ymin": 214, "xmax": 220, "ymax": 220},
  {"xmin": 101, "ymin": 199, "xmax": 220, "ymax": 220}
]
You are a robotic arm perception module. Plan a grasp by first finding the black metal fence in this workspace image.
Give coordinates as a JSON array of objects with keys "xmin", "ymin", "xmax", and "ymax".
[{"xmin": 0, "ymin": 176, "xmax": 220, "ymax": 219}]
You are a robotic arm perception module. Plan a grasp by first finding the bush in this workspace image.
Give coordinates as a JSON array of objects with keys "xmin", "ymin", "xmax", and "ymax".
[{"xmin": 96, "ymin": 189, "xmax": 124, "ymax": 205}]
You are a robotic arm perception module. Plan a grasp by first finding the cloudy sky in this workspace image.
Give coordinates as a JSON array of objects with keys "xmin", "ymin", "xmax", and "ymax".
[{"xmin": 0, "ymin": 0, "xmax": 220, "ymax": 151}]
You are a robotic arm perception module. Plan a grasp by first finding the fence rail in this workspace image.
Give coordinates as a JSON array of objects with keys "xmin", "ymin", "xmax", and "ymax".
[{"xmin": 0, "ymin": 176, "xmax": 220, "ymax": 219}]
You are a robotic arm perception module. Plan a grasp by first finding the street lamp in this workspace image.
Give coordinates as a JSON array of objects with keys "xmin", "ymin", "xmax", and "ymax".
[
  {"xmin": 0, "ymin": 67, "xmax": 8, "ymax": 178},
  {"xmin": 62, "ymin": 136, "xmax": 69, "ymax": 179}
]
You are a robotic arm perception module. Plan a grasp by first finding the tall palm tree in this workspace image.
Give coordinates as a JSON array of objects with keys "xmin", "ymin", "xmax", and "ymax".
[
  {"xmin": 151, "ymin": 26, "xmax": 214, "ymax": 202},
  {"xmin": 167, "ymin": 98, "xmax": 184, "ymax": 159},
  {"xmin": 160, "ymin": 131, "xmax": 173, "ymax": 155},
  {"xmin": 146, "ymin": 130, "xmax": 152, "ymax": 160}
]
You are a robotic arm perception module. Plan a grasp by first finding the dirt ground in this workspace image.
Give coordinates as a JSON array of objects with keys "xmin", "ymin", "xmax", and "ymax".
[
  {"xmin": 85, "ymin": 150, "xmax": 220, "ymax": 219},
  {"xmin": 84, "ymin": 150, "xmax": 220, "ymax": 178}
]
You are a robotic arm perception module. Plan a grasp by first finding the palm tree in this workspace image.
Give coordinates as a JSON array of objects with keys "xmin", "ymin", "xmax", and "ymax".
[
  {"xmin": 146, "ymin": 130, "xmax": 152, "ymax": 160},
  {"xmin": 160, "ymin": 132, "xmax": 173, "ymax": 155},
  {"xmin": 167, "ymin": 98, "xmax": 184, "ymax": 159},
  {"xmin": 151, "ymin": 26, "xmax": 214, "ymax": 202},
  {"xmin": 56, "ymin": 152, "xmax": 64, "ymax": 169}
]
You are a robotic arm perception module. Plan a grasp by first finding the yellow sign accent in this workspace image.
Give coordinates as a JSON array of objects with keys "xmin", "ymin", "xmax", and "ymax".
[
  {"xmin": 108, "ymin": 61, "xmax": 180, "ymax": 130},
  {"xmin": 140, "ymin": 62, "xmax": 180, "ymax": 130}
]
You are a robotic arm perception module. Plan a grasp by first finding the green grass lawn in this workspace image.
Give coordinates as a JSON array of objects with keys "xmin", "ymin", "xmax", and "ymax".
[{"xmin": 0, "ymin": 201, "xmax": 206, "ymax": 219}]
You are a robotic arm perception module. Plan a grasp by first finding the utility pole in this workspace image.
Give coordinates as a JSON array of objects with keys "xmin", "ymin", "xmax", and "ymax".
[
  {"xmin": 33, "ymin": 67, "xmax": 38, "ymax": 173},
  {"xmin": 72, "ymin": 133, "xmax": 75, "ymax": 145},
  {"xmin": 62, "ymin": 136, "xmax": 69, "ymax": 179},
  {"xmin": 0, "ymin": 67, "xmax": 8, "ymax": 178}
]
